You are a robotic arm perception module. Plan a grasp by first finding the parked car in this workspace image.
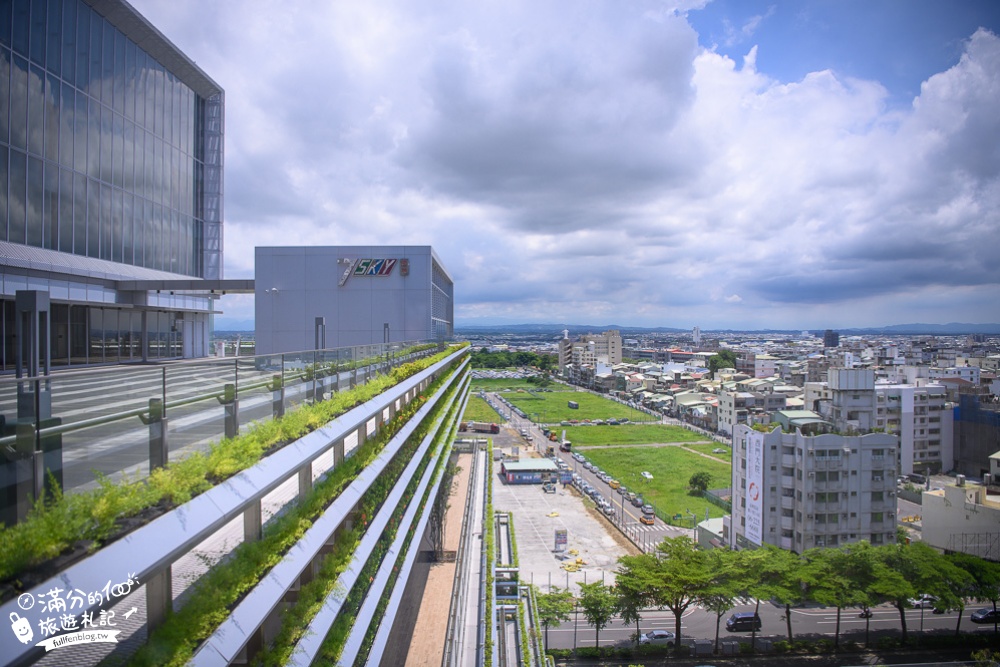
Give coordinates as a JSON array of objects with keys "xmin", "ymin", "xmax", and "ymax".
[
  {"xmin": 631, "ymin": 495, "xmax": 644, "ymax": 507},
  {"xmin": 642, "ymin": 504, "xmax": 654, "ymax": 514},
  {"xmin": 971, "ymin": 607, "xmax": 1000, "ymax": 624},
  {"xmin": 910, "ymin": 594, "xmax": 937, "ymax": 609},
  {"xmin": 640, "ymin": 512, "xmax": 655, "ymax": 526},
  {"xmin": 638, "ymin": 629, "xmax": 675, "ymax": 645},
  {"xmin": 726, "ymin": 612, "xmax": 761, "ymax": 632}
]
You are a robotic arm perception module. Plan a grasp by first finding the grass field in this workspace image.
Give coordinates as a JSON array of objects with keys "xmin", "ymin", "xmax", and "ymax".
[
  {"xmin": 461, "ymin": 396, "xmax": 504, "ymax": 423},
  {"xmin": 504, "ymin": 390, "xmax": 643, "ymax": 423},
  {"xmin": 684, "ymin": 442, "xmax": 733, "ymax": 461},
  {"xmin": 469, "ymin": 378, "xmax": 559, "ymax": 391},
  {"xmin": 581, "ymin": 446, "xmax": 731, "ymax": 524},
  {"xmin": 562, "ymin": 424, "xmax": 705, "ymax": 446}
]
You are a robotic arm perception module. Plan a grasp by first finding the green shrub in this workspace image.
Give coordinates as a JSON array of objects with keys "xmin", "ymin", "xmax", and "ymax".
[
  {"xmin": 772, "ymin": 640, "xmax": 790, "ymax": 654},
  {"xmin": 814, "ymin": 638, "xmax": 835, "ymax": 653},
  {"xmin": 0, "ymin": 345, "xmax": 465, "ymax": 587}
]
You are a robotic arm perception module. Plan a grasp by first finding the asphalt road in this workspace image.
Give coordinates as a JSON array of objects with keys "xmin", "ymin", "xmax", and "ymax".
[{"xmin": 545, "ymin": 600, "xmax": 1000, "ymax": 649}]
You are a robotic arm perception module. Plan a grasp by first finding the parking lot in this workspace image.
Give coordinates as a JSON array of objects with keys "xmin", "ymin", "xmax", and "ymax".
[{"xmin": 492, "ymin": 438, "xmax": 634, "ymax": 593}]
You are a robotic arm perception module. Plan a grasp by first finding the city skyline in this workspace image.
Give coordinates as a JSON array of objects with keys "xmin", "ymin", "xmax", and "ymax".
[{"xmin": 131, "ymin": 0, "xmax": 1000, "ymax": 331}]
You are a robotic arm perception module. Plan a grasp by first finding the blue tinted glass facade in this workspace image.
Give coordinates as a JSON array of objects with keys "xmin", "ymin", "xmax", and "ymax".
[{"xmin": 0, "ymin": 0, "xmax": 222, "ymax": 278}]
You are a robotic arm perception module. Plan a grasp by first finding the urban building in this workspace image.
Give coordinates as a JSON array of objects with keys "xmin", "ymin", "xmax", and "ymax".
[
  {"xmin": 717, "ymin": 390, "xmax": 787, "ymax": 437},
  {"xmin": 954, "ymin": 391, "xmax": 1000, "ymax": 478},
  {"xmin": 730, "ymin": 423, "xmax": 898, "ymax": 552},
  {"xmin": 1, "ymin": 0, "xmax": 229, "ymax": 369},
  {"xmin": 823, "ymin": 329, "xmax": 840, "ymax": 348},
  {"xmin": 557, "ymin": 329, "xmax": 621, "ymax": 370},
  {"xmin": 827, "ymin": 368, "xmax": 877, "ymax": 432},
  {"xmin": 875, "ymin": 382, "xmax": 953, "ymax": 475},
  {"xmin": 922, "ymin": 467, "xmax": 1000, "ymax": 561},
  {"xmin": 254, "ymin": 245, "xmax": 454, "ymax": 354}
]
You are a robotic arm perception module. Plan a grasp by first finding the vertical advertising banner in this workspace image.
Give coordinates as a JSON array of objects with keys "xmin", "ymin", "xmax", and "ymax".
[{"xmin": 745, "ymin": 430, "xmax": 764, "ymax": 545}]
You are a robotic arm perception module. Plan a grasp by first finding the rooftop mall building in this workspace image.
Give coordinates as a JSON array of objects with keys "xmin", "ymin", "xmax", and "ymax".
[
  {"xmin": 0, "ymin": 0, "xmax": 227, "ymax": 370},
  {"xmin": 254, "ymin": 245, "xmax": 454, "ymax": 354}
]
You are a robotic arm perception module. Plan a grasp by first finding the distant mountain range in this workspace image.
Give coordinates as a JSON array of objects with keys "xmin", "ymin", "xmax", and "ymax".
[
  {"xmin": 214, "ymin": 321, "xmax": 1000, "ymax": 335},
  {"xmin": 453, "ymin": 322, "xmax": 1000, "ymax": 336}
]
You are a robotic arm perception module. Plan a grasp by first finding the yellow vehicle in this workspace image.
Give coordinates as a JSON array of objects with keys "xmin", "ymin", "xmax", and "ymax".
[
  {"xmin": 640, "ymin": 512, "xmax": 655, "ymax": 526},
  {"xmin": 609, "ymin": 479, "xmax": 620, "ymax": 490}
]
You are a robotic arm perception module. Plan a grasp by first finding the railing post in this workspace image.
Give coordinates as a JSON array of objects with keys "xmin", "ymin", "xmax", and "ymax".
[
  {"xmin": 144, "ymin": 398, "xmax": 168, "ymax": 471},
  {"xmin": 298, "ymin": 463, "xmax": 312, "ymax": 498},
  {"xmin": 272, "ymin": 374, "xmax": 284, "ymax": 419},
  {"xmin": 220, "ymin": 383, "xmax": 239, "ymax": 439},
  {"xmin": 314, "ymin": 374, "xmax": 324, "ymax": 404},
  {"xmin": 244, "ymin": 499, "xmax": 262, "ymax": 542},
  {"xmin": 146, "ymin": 566, "xmax": 172, "ymax": 631},
  {"xmin": 333, "ymin": 438, "xmax": 345, "ymax": 467},
  {"xmin": 10, "ymin": 423, "xmax": 35, "ymax": 523}
]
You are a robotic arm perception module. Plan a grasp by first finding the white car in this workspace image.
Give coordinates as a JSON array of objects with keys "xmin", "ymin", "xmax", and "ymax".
[
  {"xmin": 910, "ymin": 594, "xmax": 937, "ymax": 609},
  {"xmin": 639, "ymin": 629, "xmax": 675, "ymax": 645},
  {"xmin": 640, "ymin": 471, "xmax": 653, "ymax": 480}
]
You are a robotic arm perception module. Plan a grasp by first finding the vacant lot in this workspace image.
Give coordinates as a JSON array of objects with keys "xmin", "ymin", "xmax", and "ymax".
[
  {"xmin": 469, "ymin": 378, "xmax": 550, "ymax": 391},
  {"xmin": 563, "ymin": 424, "xmax": 704, "ymax": 446},
  {"xmin": 581, "ymin": 446, "xmax": 731, "ymax": 524},
  {"xmin": 461, "ymin": 395, "xmax": 503, "ymax": 423},
  {"xmin": 505, "ymin": 390, "xmax": 638, "ymax": 423},
  {"xmin": 684, "ymin": 442, "xmax": 733, "ymax": 461}
]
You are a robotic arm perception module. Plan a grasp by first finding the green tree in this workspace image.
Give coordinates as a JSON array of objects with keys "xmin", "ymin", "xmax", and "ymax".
[
  {"xmin": 708, "ymin": 349, "xmax": 737, "ymax": 374},
  {"xmin": 578, "ymin": 581, "xmax": 616, "ymax": 651},
  {"xmin": 876, "ymin": 541, "xmax": 948, "ymax": 642},
  {"xmin": 621, "ymin": 536, "xmax": 711, "ymax": 653},
  {"xmin": 700, "ymin": 548, "xmax": 742, "ymax": 653},
  {"xmin": 760, "ymin": 547, "xmax": 806, "ymax": 643},
  {"xmin": 534, "ymin": 586, "xmax": 575, "ymax": 651},
  {"xmin": 689, "ymin": 471, "xmax": 712, "ymax": 494},
  {"xmin": 731, "ymin": 546, "xmax": 795, "ymax": 651},
  {"xmin": 948, "ymin": 552, "xmax": 1000, "ymax": 635},
  {"xmin": 615, "ymin": 567, "xmax": 654, "ymax": 647},
  {"xmin": 801, "ymin": 546, "xmax": 868, "ymax": 650},
  {"xmin": 839, "ymin": 541, "xmax": 908, "ymax": 647}
]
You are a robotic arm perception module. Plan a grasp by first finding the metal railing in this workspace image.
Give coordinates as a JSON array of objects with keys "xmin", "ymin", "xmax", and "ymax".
[
  {"xmin": 0, "ymin": 340, "xmax": 436, "ymax": 525},
  {"xmin": 1, "ymin": 347, "xmax": 467, "ymax": 667}
]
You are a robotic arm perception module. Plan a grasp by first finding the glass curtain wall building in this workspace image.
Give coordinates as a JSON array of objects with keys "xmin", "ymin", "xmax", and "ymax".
[{"xmin": 0, "ymin": 0, "xmax": 223, "ymax": 369}]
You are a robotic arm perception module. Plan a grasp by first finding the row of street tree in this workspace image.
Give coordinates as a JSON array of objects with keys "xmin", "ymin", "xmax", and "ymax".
[{"xmin": 536, "ymin": 537, "xmax": 1000, "ymax": 654}]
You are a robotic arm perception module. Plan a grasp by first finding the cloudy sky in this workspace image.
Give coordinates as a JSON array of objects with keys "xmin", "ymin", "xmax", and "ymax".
[{"xmin": 131, "ymin": 0, "xmax": 1000, "ymax": 330}]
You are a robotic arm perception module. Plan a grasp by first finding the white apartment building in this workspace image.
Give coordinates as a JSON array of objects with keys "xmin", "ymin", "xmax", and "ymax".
[
  {"xmin": 875, "ymin": 383, "xmax": 953, "ymax": 476},
  {"xmin": 808, "ymin": 368, "xmax": 953, "ymax": 476},
  {"xmin": 754, "ymin": 354, "xmax": 780, "ymax": 379},
  {"xmin": 922, "ymin": 463, "xmax": 1000, "ymax": 561},
  {"xmin": 718, "ymin": 391, "xmax": 787, "ymax": 437},
  {"xmin": 828, "ymin": 368, "xmax": 877, "ymax": 432},
  {"xmin": 558, "ymin": 330, "xmax": 622, "ymax": 370},
  {"xmin": 730, "ymin": 424, "xmax": 899, "ymax": 552},
  {"xmin": 931, "ymin": 366, "xmax": 982, "ymax": 385}
]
